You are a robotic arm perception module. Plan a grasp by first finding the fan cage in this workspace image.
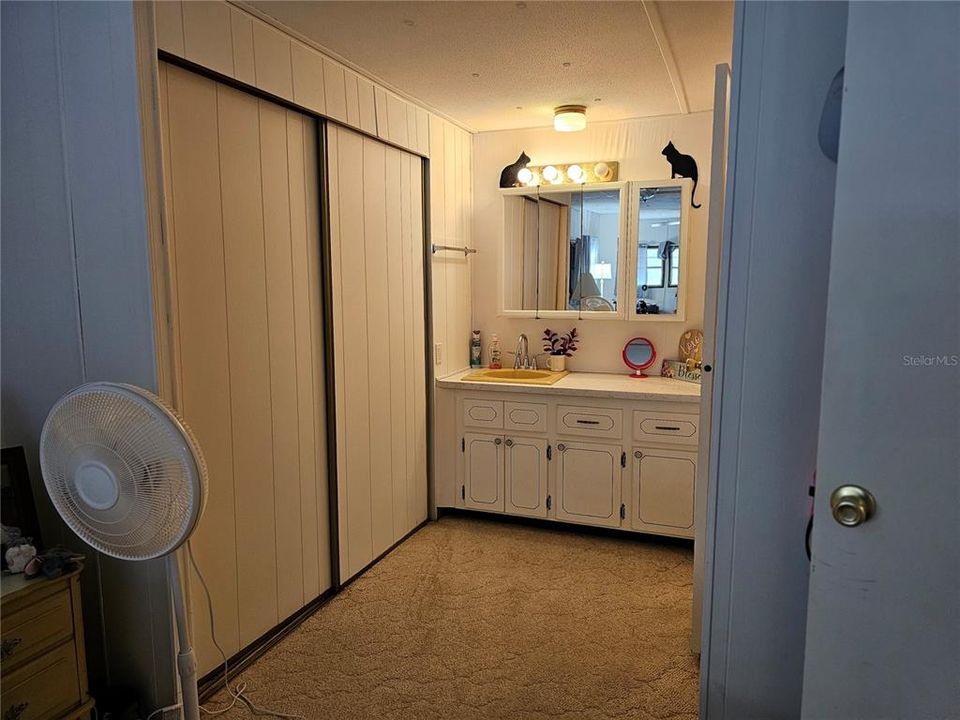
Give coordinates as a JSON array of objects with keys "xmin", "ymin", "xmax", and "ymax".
[{"xmin": 40, "ymin": 383, "xmax": 208, "ymax": 561}]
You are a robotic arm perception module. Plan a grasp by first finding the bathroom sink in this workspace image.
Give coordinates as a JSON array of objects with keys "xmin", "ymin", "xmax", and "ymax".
[{"xmin": 462, "ymin": 368, "xmax": 569, "ymax": 385}]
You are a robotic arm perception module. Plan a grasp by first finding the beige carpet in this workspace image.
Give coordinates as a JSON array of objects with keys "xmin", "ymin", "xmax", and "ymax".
[{"xmin": 208, "ymin": 515, "xmax": 699, "ymax": 720}]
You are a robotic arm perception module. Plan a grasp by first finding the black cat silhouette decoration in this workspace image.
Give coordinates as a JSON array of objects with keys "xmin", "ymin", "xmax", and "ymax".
[
  {"xmin": 499, "ymin": 151, "xmax": 531, "ymax": 188},
  {"xmin": 661, "ymin": 142, "xmax": 702, "ymax": 208}
]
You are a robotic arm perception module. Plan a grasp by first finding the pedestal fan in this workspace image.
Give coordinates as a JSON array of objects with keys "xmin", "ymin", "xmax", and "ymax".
[{"xmin": 40, "ymin": 383, "xmax": 207, "ymax": 720}]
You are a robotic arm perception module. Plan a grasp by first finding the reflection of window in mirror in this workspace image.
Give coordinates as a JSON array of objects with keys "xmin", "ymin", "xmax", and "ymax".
[
  {"xmin": 573, "ymin": 190, "xmax": 619, "ymax": 311},
  {"xmin": 636, "ymin": 187, "xmax": 681, "ymax": 315}
]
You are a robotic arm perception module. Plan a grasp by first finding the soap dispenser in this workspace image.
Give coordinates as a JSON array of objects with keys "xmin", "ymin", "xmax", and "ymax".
[{"xmin": 489, "ymin": 334, "xmax": 502, "ymax": 369}]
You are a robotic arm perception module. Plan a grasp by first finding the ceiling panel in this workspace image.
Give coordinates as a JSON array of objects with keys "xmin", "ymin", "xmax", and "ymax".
[{"xmin": 249, "ymin": 0, "xmax": 733, "ymax": 131}]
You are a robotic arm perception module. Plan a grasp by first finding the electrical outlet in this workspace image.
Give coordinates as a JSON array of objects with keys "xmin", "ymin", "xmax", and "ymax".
[{"xmin": 434, "ymin": 343, "xmax": 443, "ymax": 365}]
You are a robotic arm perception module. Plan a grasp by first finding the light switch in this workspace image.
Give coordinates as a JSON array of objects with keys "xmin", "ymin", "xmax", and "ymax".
[{"xmin": 434, "ymin": 343, "xmax": 443, "ymax": 365}]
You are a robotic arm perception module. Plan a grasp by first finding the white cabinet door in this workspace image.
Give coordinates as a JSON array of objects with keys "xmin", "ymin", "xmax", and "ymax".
[
  {"xmin": 555, "ymin": 441, "xmax": 623, "ymax": 528},
  {"xmin": 632, "ymin": 447, "xmax": 695, "ymax": 538},
  {"xmin": 463, "ymin": 433, "xmax": 504, "ymax": 512},
  {"xmin": 504, "ymin": 436, "xmax": 548, "ymax": 518}
]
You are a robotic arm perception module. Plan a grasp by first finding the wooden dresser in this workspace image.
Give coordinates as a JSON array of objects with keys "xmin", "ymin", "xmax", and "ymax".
[{"xmin": 1, "ymin": 568, "xmax": 94, "ymax": 720}]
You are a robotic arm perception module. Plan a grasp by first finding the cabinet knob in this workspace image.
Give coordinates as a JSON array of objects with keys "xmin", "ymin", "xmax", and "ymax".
[
  {"xmin": 0, "ymin": 638, "xmax": 21, "ymax": 661},
  {"xmin": 494, "ymin": 437, "xmax": 502, "ymax": 446},
  {"xmin": 4, "ymin": 702, "xmax": 28, "ymax": 720},
  {"xmin": 505, "ymin": 438, "xmax": 514, "ymax": 447},
  {"xmin": 557, "ymin": 443, "xmax": 566, "ymax": 452},
  {"xmin": 634, "ymin": 450, "xmax": 643, "ymax": 459}
]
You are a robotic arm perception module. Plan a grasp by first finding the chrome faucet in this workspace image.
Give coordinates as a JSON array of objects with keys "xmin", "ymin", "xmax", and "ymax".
[{"xmin": 514, "ymin": 333, "xmax": 535, "ymax": 369}]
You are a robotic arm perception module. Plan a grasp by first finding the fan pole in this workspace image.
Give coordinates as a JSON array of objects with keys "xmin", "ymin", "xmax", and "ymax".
[{"xmin": 167, "ymin": 553, "xmax": 201, "ymax": 720}]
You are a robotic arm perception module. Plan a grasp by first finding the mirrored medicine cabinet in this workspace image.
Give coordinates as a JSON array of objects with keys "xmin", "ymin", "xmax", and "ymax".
[{"xmin": 501, "ymin": 179, "xmax": 692, "ymax": 320}]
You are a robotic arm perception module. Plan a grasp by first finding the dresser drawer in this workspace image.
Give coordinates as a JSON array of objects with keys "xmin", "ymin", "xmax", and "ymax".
[
  {"xmin": 463, "ymin": 398, "xmax": 503, "ymax": 429},
  {"xmin": 633, "ymin": 411, "xmax": 699, "ymax": 446},
  {"xmin": 557, "ymin": 405, "xmax": 623, "ymax": 439},
  {"xmin": 504, "ymin": 402, "xmax": 547, "ymax": 433},
  {"xmin": 1, "ymin": 588, "xmax": 73, "ymax": 671},
  {"xmin": 1, "ymin": 640, "xmax": 82, "ymax": 720}
]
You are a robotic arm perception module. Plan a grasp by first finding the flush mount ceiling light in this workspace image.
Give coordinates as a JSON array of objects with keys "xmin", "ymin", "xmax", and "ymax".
[{"xmin": 554, "ymin": 105, "xmax": 587, "ymax": 132}]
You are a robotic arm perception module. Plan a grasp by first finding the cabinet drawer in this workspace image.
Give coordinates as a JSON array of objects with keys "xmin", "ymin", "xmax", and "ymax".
[
  {"xmin": 463, "ymin": 398, "xmax": 503, "ymax": 429},
  {"xmin": 504, "ymin": 402, "xmax": 547, "ymax": 433},
  {"xmin": 1, "ymin": 589, "xmax": 73, "ymax": 671},
  {"xmin": 557, "ymin": 405, "xmax": 623, "ymax": 439},
  {"xmin": 1, "ymin": 640, "xmax": 82, "ymax": 720},
  {"xmin": 633, "ymin": 411, "xmax": 699, "ymax": 446}
]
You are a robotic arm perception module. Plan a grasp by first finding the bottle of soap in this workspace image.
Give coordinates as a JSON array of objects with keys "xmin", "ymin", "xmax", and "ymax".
[
  {"xmin": 470, "ymin": 330, "xmax": 482, "ymax": 368},
  {"xmin": 489, "ymin": 334, "xmax": 502, "ymax": 369}
]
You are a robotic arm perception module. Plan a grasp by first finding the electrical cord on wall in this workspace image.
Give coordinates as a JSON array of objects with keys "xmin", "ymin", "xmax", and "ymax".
[
  {"xmin": 145, "ymin": 544, "xmax": 305, "ymax": 720},
  {"xmin": 187, "ymin": 541, "xmax": 305, "ymax": 719}
]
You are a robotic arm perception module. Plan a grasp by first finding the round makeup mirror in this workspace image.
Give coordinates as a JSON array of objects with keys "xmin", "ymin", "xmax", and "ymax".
[{"xmin": 622, "ymin": 337, "xmax": 657, "ymax": 378}]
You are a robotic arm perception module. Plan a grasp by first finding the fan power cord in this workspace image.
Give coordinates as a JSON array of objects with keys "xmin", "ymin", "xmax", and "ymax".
[{"xmin": 186, "ymin": 541, "xmax": 305, "ymax": 720}]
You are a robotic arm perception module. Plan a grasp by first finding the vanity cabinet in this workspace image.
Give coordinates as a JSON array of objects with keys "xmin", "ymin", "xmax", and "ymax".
[
  {"xmin": 505, "ymin": 436, "xmax": 549, "ymax": 518},
  {"xmin": 463, "ymin": 432, "xmax": 504, "ymax": 511},
  {"xmin": 631, "ymin": 447, "xmax": 696, "ymax": 536},
  {"xmin": 442, "ymin": 378, "xmax": 700, "ymax": 539},
  {"xmin": 554, "ymin": 441, "xmax": 624, "ymax": 528}
]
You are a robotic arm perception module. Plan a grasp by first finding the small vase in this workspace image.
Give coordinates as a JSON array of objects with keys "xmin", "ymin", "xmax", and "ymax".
[{"xmin": 548, "ymin": 355, "xmax": 566, "ymax": 372}]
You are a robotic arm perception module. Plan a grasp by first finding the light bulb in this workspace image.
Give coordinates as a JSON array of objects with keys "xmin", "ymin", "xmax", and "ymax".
[
  {"xmin": 517, "ymin": 167, "xmax": 533, "ymax": 185},
  {"xmin": 554, "ymin": 105, "xmax": 587, "ymax": 132},
  {"xmin": 567, "ymin": 164, "xmax": 583, "ymax": 182},
  {"xmin": 594, "ymin": 162, "xmax": 611, "ymax": 180},
  {"xmin": 542, "ymin": 165, "xmax": 558, "ymax": 182}
]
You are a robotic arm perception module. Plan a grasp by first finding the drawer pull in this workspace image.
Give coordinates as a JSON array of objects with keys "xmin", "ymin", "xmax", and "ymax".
[
  {"xmin": 1, "ymin": 638, "xmax": 21, "ymax": 661},
  {"xmin": 654, "ymin": 425, "xmax": 681, "ymax": 431},
  {"xmin": 505, "ymin": 438, "xmax": 514, "ymax": 447},
  {"xmin": 576, "ymin": 419, "xmax": 601, "ymax": 425},
  {"xmin": 5, "ymin": 702, "xmax": 28, "ymax": 720}
]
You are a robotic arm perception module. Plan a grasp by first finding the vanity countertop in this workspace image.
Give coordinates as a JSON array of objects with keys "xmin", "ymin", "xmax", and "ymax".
[{"xmin": 436, "ymin": 369, "xmax": 701, "ymax": 403}]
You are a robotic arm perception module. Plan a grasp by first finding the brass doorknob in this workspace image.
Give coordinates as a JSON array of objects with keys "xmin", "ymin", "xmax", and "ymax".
[{"xmin": 830, "ymin": 485, "xmax": 876, "ymax": 527}]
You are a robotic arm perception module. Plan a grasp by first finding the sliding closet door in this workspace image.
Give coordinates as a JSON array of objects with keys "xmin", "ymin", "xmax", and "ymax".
[
  {"xmin": 327, "ymin": 125, "xmax": 428, "ymax": 581},
  {"xmin": 158, "ymin": 62, "xmax": 331, "ymax": 674}
]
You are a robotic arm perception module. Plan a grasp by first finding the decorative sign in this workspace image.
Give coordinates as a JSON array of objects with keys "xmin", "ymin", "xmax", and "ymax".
[
  {"xmin": 517, "ymin": 161, "xmax": 619, "ymax": 188},
  {"xmin": 660, "ymin": 359, "xmax": 702, "ymax": 384}
]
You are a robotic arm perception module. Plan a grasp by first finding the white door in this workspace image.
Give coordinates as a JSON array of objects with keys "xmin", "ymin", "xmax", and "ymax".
[
  {"xmin": 632, "ymin": 447, "xmax": 695, "ymax": 538},
  {"xmin": 555, "ymin": 441, "xmax": 623, "ymax": 528},
  {"xmin": 504, "ymin": 436, "xmax": 549, "ymax": 518},
  {"xmin": 801, "ymin": 4, "xmax": 960, "ymax": 717},
  {"xmin": 693, "ymin": 62, "xmax": 732, "ymax": 652},
  {"xmin": 463, "ymin": 433, "xmax": 504, "ymax": 512}
]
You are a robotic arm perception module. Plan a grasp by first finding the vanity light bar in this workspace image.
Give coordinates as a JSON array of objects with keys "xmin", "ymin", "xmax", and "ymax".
[{"xmin": 518, "ymin": 161, "xmax": 619, "ymax": 188}]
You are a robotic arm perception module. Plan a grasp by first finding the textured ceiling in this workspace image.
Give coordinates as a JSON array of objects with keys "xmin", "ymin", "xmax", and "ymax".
[{"xmin": 249, "ymin": 1, "xmax": 733, "ymax": 132}]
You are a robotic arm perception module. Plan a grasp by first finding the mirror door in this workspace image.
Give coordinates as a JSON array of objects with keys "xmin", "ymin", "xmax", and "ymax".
[
  {"xmin": 501, "ymin": 183, "xmax": 626, "ymax": 318},
  {"xmin": 628, "ymin": 180, "xmax": 692, "ymax": 320}
]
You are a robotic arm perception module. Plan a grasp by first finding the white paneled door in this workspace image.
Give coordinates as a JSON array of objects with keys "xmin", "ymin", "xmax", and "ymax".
[
  {"xmin": 327, "ymin": 125, "xmax": 429, "ymax": 582},
  {"xmin": 159, "ymin": 63, "xmax": 331, "ymax": 674},
  {"xmin": 801, "ymin": 4, "xmax": 960, "ymax": 717}
]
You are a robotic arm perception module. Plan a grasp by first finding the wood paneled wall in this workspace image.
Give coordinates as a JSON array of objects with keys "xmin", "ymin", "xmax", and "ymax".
[
  {"xmin": 155, "ymin": 0, "xmax": 431, "ymax": 156},
  {"xmin": 327, "ymin": 125, "xmax": 428, "ymax": 581},
  {"xmin": 159, "ymin": 63, "xmax": 331, "ymax": 673},
  {"xmin": 429, "ymin": 118, "xmax": 473, "ymax": 378}
]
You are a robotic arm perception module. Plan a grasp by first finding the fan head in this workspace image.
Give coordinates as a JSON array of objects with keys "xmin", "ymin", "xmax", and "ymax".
[{"xmin": 40, "ymin": 383, "xmax": 207, "ymax": 561}]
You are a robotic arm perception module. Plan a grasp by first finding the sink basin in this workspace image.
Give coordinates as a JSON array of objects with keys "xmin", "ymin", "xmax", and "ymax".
[{"xmin": 462, "ymin": 368, "xmax": 569, "ymax": 385}]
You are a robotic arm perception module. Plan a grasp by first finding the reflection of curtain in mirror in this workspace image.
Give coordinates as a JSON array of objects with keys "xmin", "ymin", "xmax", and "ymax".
[
  {"xmin": 568, "ymin": 235, "xmax": 596, "ymax": 308},
  {"xmin": 537, "ymin": 200, "xmax": 565, "ymax": 311},
  {"xmin": 521, "ymin": 198, "xmax": 538, "ymax": 310},
  {"xmin": 555, "ymin": 207, "xmax": 569, "ymax": 309}
]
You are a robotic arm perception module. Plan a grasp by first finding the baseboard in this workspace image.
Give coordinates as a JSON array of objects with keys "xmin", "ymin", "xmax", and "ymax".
[
  {"xmin": 197, "ymin": 586, "xmax": 336, "ymax": 701},
  {"xmin": 197, "ymin": 518, "xmax": 431, "ymax": 702},
  {"xmin": 436, "ymin": 507, "xmax": 695, "ymax": 548},
  {"xmin": 338, "ymin": 518, "xmax": 431, "ymax": 590}
]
